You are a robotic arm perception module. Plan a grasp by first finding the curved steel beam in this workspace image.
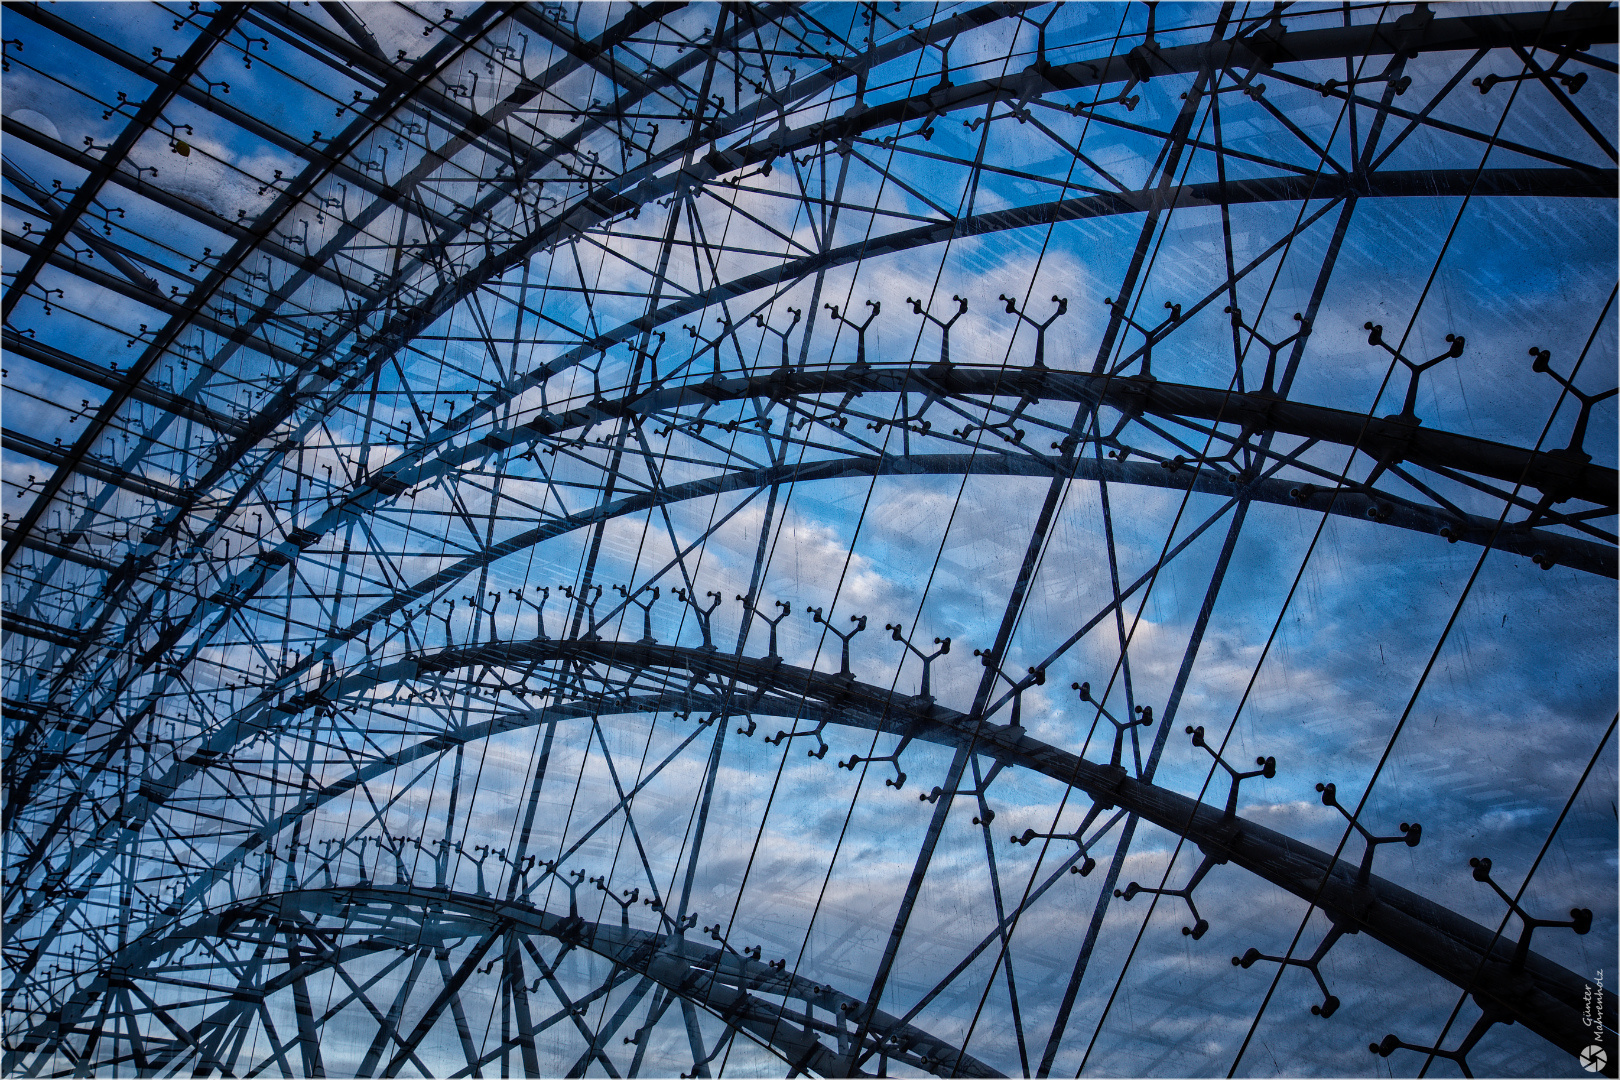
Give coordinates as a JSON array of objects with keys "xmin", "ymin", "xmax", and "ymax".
[
  {"xmin": 9, "ymin": 885, "xmax": 998, "ymax": 1078},
  {"xmin": 11, "ymin": 164, "xmax": 1609, "ymax": 821},
  {"xmin": 19, "ymin": 2, "xmax": 1612, "ymax": 694},
  {"xmin": 287, "ymin": 4, "xmax": 1620, "ymax": 446},
  {"xmin": 0, "ymin": 327, "xmax": 244, "ymax": 439},
  {"xmin": 370, "ymin": 165, "xmax": 1615, "ymax": 472},
  {"xmin": 0, "ymin": 0, "xmax": 692, "ymax": 746},
  {"xmin": 6, "ymin": 8, "xmax": 1613, "ymax": 1065},
  {"xmin": 9, "ymin": 432, "xmax": 1610, "ymax": 884},
  {"xmin": 3, "ymin": 691, "xmax": 826, "ymax": 1009},
  {"xmin": 13, "ymin": 0, "xmax": 1609, "ymax": 735},
  {"xmin": 558, "ymin": 640, "xmax": 1620, "ymax": 1073},
  {"xmin": 388, "ymin": 640, "xmax": 1620, "ymax": 1069},
  {"xmin": 11, "ymin": 429, "xmax": 1608, "ymax": 843},
  {"xmin": 466, "ymin": 6, "xmax": 1620, "ymax": 288},
  {"xmin": 3, "ymin": 0, "xmax": 985, "ymax": 605},
  {"xmin": 188, "ymin": 166, "xmax": 1617, "ymax": 626},
  {"xmin": 0, "ymin": 2, "xmax": 517, "ymax": 568},
  {"xmin": 15, "ymin": 164, "xmax": 1609, "ymax": 755},
  {"xmin": 467, "ymin": 362, "xmax": 1618, "ymax": 509},
  {"xmin": 0, "ymin": 7, "xmax": 244, "ymax": 319},
  {"xmin": 2, "ymin": 2, "xmax": 1040, "ymax": 754},
  {"xmin": 15, "ymin": 638, "xmax": 1615, "ymax": 1071}
]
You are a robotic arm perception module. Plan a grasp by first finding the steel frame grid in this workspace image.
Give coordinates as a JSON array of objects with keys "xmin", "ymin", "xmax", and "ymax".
[{"xmin": 1, "ymin": 2, "xmax": 1616, "ymax": 1076}]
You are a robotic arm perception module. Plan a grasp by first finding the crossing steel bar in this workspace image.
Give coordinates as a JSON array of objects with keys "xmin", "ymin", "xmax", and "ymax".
[
  {"xmin": 16, "ymin": 639, "xmax": 1611, "ymax": 1071},
  {"xmin": 0, "ymin": 5, "xmax": 244, "ymax": 319},
  {"xmin": 12, "ymin": 886, "xmax": 999, "ymax": 1078}
]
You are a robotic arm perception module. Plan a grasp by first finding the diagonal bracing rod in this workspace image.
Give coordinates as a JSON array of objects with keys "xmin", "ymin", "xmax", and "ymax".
[
  {"xmin": 6, "ymin": 164, "xmax": 1608, "ymax": 811},
  {"xmin": 12, "ymin": 886, "xmax": 1001, "ymax": 1078},
  {"xmin": 431, "ymin": 639, "xmax": 1619, "ymax": 1069},
  {"xmin": 32, "ymin": 637, "xmax": 1611, "ymax": 1069}
]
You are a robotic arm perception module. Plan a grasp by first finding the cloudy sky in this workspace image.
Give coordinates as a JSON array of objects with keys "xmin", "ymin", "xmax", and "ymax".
[{"xmin": 3, "ymin": 2, "xmax": 1615, "ymax": 1076}]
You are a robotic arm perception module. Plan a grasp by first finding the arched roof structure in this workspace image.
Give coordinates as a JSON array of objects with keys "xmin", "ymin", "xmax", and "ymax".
[{"xmin": 3, "ymin": 2, "xmax": 1617, "ymax": 1076}]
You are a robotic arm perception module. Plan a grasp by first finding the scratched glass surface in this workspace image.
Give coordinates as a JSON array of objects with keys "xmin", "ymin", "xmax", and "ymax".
[{"xmin": 1, "ymin": 2, "xmax": 1615, "ymax": 1076}]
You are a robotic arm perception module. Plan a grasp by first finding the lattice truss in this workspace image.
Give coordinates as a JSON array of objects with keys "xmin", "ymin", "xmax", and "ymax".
[{"xmin": 1, "ymin": 1, "xmax": 1617, "ymax": 1076}]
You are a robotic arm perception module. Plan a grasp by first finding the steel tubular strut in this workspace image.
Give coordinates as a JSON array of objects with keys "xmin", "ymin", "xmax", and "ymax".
[
  {"xmin": 3, "ymin": 442, "xmax": 1611, "ymax": 988},
  {"xmin": 605, "ymin": 642, "xmax": 1620, "ymax": 1067},
  {"xmin": 0, "ymin": 2, "xmax": 512, "ymax": 570},
  {"xmin": 4, "ymin": 163, "xmax": 1609, "ymax": 821},
  {"xmin": 0, "ymin": 7, "xmax": 244, "ymax": 320},
  {"xmin": 19, "ymin": 289, "xmax": 1614, "ymax": 817},
  {"xmin": 14, "ymin": 439, "xmax": 1603, "ymax": 940},
  {"xmin": 1037, "ymin": 500, "xmax": 1253, "ymax": 1076},
  {"xmin": 5, "ymin": 5, "xmax": 1617, "ymax": 1069},
  {"xmin": 16, "ymin": 347, "xmax": 1612, "ymax": 852},
  {"xmin": 19, "ymin": 638, "xmax": 1613, "ymax": 1071},
  {"xmin": 0, "ymin": 0, "xmax": 996, "ymax": 607},
  {"xmin": 6, "ymin": 440, "xmax": 1610, "ymax": 927},
  {"xmin": 6, "ymin": 0, "xmax": 1608, "ymax": 622},
  {"xmin": 0, "ymin": 3, "xmax": 526, "ymax": 800},
  {"xmin": 13, "ymin": 887, "xmax": 999, "ymax": 1078},
  {"xmin": 5, "ymin": 0, "xmax": 1611, "ymax": 728}
]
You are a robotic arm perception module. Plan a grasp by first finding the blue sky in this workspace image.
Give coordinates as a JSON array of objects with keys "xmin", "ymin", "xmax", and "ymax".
[{"xmin": 2, "ymin": 2, "xmax": 1615, "ymax": 1076}]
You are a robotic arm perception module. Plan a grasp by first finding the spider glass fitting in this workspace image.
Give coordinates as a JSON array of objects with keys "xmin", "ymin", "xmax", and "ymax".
[{"xmin": 3, "ymin": 4, "xmax": 1613, "ymax": 1077}]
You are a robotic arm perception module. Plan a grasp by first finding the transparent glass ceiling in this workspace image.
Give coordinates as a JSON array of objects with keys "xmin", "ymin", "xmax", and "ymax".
[{"xmin": 2, "ymin": 2, "xmax": 1616, "ymax": 1076}]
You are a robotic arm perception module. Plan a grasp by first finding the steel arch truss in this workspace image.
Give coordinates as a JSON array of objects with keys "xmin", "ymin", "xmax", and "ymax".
[
  {"xmin": 7, "ymin": 639, "xmax": 1616, "ymax": 1074},
  {"xmin": 10, "ymin": 352, "xmax": 1618, "ymax": 839},
  {"xmin": 13, "ymin": 885, "xmax": 999, "ymax": 1079},
  {"xmin": 5, "ymin": 1, "xmax": 1618, "ymax": 1076},
  {"xmin": 7, "ymin": 360, "xmax": 1616, "ymax": 899}
]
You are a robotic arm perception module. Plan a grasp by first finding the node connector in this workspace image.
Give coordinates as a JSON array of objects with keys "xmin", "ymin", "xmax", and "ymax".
[
  {"xmin": 1074, "ymin": 680, "xmax": 1152, "ymax": 770},
  {"xmin": 808, "ymin": 606, "xmax": 866, "ymax": 677},
  {"xmin": 839, "ymin": 735, "xmax": 909, "ymax": 789},
  {"xmin": 1186, "ymin": 724, "xmax": 1275, "ymax": 817},
  {"xmin": 1362, "ymin": 320, "xmax": 1465, "ymax": 425},
  {"xmin": 1469, "ymin": 855, "xmax": 1591, "ymax": 974},
  {"xmin": 1370, "ymin": 1007, "xmax": 1514, "ymax": 1078},
  {"xmin": 888, "ymin": 622, "xmax": 950, "ymax": 701},
  {"xmin": 1114, "ymin": 850, "xmax": 1223, "ymax": 939},
  {"xmin": 1315, "ymin": 781, "xmax": 1420, "ymax": 884},
  {"xmin": 613, "ymin": 583, "xmax": 660, "ymax": 643},
  {"xmin": 765, "ymin": 717, "xmax": 831, "ymax": 760},
  {"xmin": 1527, "ymin": 345, "xmax": 1618, "ymax": 467},
  {"xmin": 1010, "ymin": 795, "xmax": 1119, "ymax": 878},
  {"xmin": 738, "ymin": 594, "xmax": 791, "ymax": 659},
  {"xmin": 1233, "ymin": 919, "xmax": 1352, "ymax": 1019}
]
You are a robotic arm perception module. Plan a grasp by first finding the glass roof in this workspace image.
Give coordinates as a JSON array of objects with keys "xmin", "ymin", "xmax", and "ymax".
[{"xmin": 2, "ymin": 2, "xmax": 1616, "ymax": 1076}]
